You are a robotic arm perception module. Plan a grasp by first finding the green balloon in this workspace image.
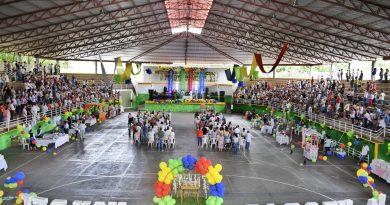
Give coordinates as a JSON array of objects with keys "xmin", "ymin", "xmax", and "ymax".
[{"xmin": 153, "ymin": 197, "xmax": 160, "ymax": 203}]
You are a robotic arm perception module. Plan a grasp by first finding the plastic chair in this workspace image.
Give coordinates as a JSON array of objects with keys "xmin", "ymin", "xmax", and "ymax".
[
  {"xmin": 239, "ymin": 138, "xmax": 246, "ymax": 151},
  {"xmin": 210, "ymin": 138, "xmax": 217, "ymax": 150},
  {"xmin": 107, "ymin": 202, "xmax": 117, "ymax": 205},
  {"xmin": 147, "ymin": 138, "xmax": 154, "ymax": 149},
  {"xmin": 21, "ymin": 138, "xmax": 30, "ymax": 150},
  {"xmin": 94, "ymin": 202, "xmax": 106, "ymax": 205},
  {"xmin": 50, "ymin": 199, "xmax": 67, "ymax": 205},
  {"xmin": 32, "ymin": 197, "xmax": 48, "ymax": 205},
  {"xmin": 202, "ymin": 136, "xmax": 209, "ymax": 149},
  {"xmin": 168, "ymin": 137, "xmax": 175, "ymax": 149}
]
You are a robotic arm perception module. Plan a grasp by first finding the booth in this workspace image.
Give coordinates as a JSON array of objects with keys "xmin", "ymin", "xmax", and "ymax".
[
  {"xmin": 144, "ymin": 101, "xmax": 225, "ymax": 113},
  {"xmin": 303, "ymin": 129, "xmax": 319, "ymax": 161}
]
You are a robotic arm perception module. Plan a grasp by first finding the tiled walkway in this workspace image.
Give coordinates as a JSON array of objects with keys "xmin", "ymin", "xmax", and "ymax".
[{"xmin": 0, "ymin": 113, "xmax": 388, "ymax": 205}]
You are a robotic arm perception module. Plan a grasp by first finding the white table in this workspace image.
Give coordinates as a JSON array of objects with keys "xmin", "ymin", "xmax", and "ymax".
[
  {"xmin": 0, "ymin": 156, "xmax": 8, "ymax": 171},
  {"xmin": 261, "ymin": 125, "xmax": 273, "ymax": 134},
  {"xmin": 85, "ymin": 118, "xmax": 96, "ymax": 126},
  {"xmin": 371, "ymin": 159, "xmax": 390, "ymax": 183},
  {"xmin": 276, "ymin": 132, "xmax": 289, "ymax": 145},
  {"xmin": 53, "ymin": 116, "xmax": 62, "ymax": 126},
  {"xmin": 36, "ymin": 134, "xmax": 69, "ymax": 148},
  {"xmin": 68, "ymin": 128, "xmax": 80, "ymax": 136}
]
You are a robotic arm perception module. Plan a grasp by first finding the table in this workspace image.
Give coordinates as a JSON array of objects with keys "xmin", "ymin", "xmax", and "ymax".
[
  {"xmin": 85, "ymin": 118, "xmax": 97, "ymax": 126},
  {"xmin": 69, "ymin": 128, "xmax": 80, "ymax": 136},
  {"xmin": 53, "ymin": 115, "xmax": 62, "ymax": 126},
  {"xmin": 0, "ymin": 155, "xmax": 8, "ymax": 171},
  {"xmin": 36, "ymin": 134, "xmax": 69, "ymax": 148},
  {"xmin": 276, "ymin": 131, "xmax": 289, "ymax": 145},
  {"xmin": 179, "ymin": 184, "xmax": 200, "ymax": 204},
  {"xmin": 261, "ymin": 125, "xmax": 273, "ymax": 134},
  {"xmin": 371, "ymin": 159, "xmax": 390, "ymax": 183}
]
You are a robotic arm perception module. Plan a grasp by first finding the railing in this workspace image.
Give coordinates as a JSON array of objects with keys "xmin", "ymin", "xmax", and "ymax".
[
  {"xmin": 331, "ymin": 139, "xmax": 369, "ymax": 162},
  {"xmin": 113, "ymin": 83, "xmax": 134, "ymax": 90},
  {"xmin": 233, "ymin": 98, "xmax": 386, "ymax": 142},
  {"xmin": 0, "ymin": 100, "xmax": 92, "ymax": 134}
]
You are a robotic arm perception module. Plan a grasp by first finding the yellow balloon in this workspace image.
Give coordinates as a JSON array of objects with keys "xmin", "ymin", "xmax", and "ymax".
[
  {"xmin": 0, "ymin": 198, "xmax": 3, "ymax": 204},
  {"xmin": 347, "ymin": 142, "xmax": 352, "ymax": 147},
  {"xmin": 215, "ymin": 164, "xmax": 223, "ymax": 172},
  {"xmin": 16, "ymin": 198, "xmax": 23, "ymax": 205},
  {"xmin": 356, "ymin": 169, "xmax": 367, "ymax": 177},
  {"xmin": 42, "ymin": 147, "xmax": 47, "ymax": 151},
  {"xmin": 323, "ymin": 156, "xmax": 328, "ymax": 161},
  {"xmin": 160, "ymin": 162, "xmax": 167, "ymax": 170},
  {"xmin": 0, "ymin": 190, "xmax": 3, "ymax": 197}
]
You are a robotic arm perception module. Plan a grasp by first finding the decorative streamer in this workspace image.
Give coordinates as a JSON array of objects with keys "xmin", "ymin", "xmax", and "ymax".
[
  {"xmin": 98, "ymin": 55, "xmax": 107, "ymax": 76},
  {"xmin": 187, "ymin": 68, "xmax": 193, "ymax": 92},
  {"xmin": 240, "ymin": 66, "xmax": 248, "ymax": 78},
  {"xmin": 238, "ymin": 81, "xmax": 244, "ymax": 87},
  {"xmin": 131, "ymin": 62, "xmax": 142, "ymax": 75},
  {"xmin": 234, "ymin": 64, "xmax": 243, "ymax": 81},
  {"xmin": 224, "ymin": 69, "xmax": 232, "ymax": 81},
  {"xmin": 252, "ymin": 71, "xmax": 259, "ymax": 79},
  {"xmin": 199, "ymin": 69, "xmax": 205, "ymax": 98},
  {"xmin": 167, "ymin": 69, "xmax": 174, "ymax": 97},
  {"xmin": 179, "ymin": 68, "xmax": 187, "ymax": 92},
  {"xmin": 252, "ymin": 42, "xmax": 289, "ymax": 74},
  {"xmin": 231, "ymin": 67, "xmax": 237, "ymax": 83},
  {"xmin": 123, "ymin": 63, "xmax": 132, "ymax": 80}
]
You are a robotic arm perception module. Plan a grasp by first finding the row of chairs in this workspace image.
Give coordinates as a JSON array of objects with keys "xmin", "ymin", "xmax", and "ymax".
[
  {"xmin": 200, "ymin": 136, "xmax": 246, "ymax": 151},
  {"xmin": 31, "ymin": 198, "xmax": 128, "ymax": 205}
]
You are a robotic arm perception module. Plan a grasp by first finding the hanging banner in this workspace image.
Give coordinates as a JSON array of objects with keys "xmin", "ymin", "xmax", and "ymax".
[
  {"xmin": 234, "ymin": 64, "xmax": 243, "ymax": 81},
  {"xmin": 98, "ymin": 55, "xmax": 107, "ymax": 76},
  {"xmin": 253, "ymin": 71, "xmax": 259, "ymax": 79},
  {"xmin": 179, "ymin": 68, "xmax": 187, "ymax": 92},
  {"xmin": 253, "ymin": 42, "xmax": 289, "ymax": 73},
  {"xmin": 131, "ymin": 62, "xmax": 142, "ymax": 75},
  {"xmin": 231, "ymin": 67, "xmax": 237, "ymax": 83},
  {"xmin": 224, "ymin": 69, "xmax": 232, "ymax": 81},
  {"xmin": 240, "ymin": 66, "xmax": 248, "ymax": 78},
  {"xmin": 199, "ymin": 69, "xmax": 205, "ymax": 98},
  {"xmin": 123, "ymin": 63, "xmax": 132, "ymax": 79},
  {"xmin": 187, "ymin": 68, "xmax": 193, "ymax": 92},
  {"xmin": 238, "ymin": 81, "xmax": 244, "ymax": 87},
  {"xmin": 249, "ymin": 55, "xmax": 257, "ymax": 76},
  {"xmin": 167, "ymin": 70, "xmax": 173, "ymax": 97}
]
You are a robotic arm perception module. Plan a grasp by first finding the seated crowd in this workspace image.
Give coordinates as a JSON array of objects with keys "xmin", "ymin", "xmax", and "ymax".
[
  {"xmin": 128, "ymin": 111, "xmax": 175, "ymax": 150},
  {"xmin": 0, "ymin": 61, "xmax": 118, "ymax": 124},
  {"xmin": 234, "ymin": 76, "xmax": 388, "ymax": 131},
  {"xmin": 194, "ymin": 110, "xmax": 251, "ymax": 154}
]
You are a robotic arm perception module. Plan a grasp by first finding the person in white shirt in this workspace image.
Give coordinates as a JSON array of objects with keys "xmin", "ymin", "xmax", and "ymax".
[
  {"xmin": 363, "ymin": 111, "xmax": 372, "ymax": 128},
  {"xmin": 379, "ymin": 90, "xmax": 385, "ymax": 105},
  {"xmin": 79, "ymin": 121, "xmax": 87, "ymax": 140},
  {"xmin": 245, "ymin": 131, "xmax": 251, "ymax": 150},
  {"xmin": 359, "ymin": 143, "xmax": 369, "ymax": 163}
]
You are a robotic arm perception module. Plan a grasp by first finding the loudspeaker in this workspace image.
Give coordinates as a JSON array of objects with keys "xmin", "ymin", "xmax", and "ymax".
[
  {"xmin": 148, "ymin": 89, "xmax": 154, "ymax": 100},
  {"xmin": 163, "ymin": 86, "xmax": 167, "ymax": 93},
  {"xmin": 219, "ymin": 91, "xmax": 225, "ymax": 102},
  {"xmin": 224, "ymin": 69, "xmax": 232, "ymax": 81},
  {"xmin": 205, "ymin": 87, "xmax": 209, "ymax": 96}
]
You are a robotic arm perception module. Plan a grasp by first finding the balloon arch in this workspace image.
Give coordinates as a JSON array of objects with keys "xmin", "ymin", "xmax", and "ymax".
[{"xmin": 153, "ymin": 155, "xmax": 225, "ymax": 205}]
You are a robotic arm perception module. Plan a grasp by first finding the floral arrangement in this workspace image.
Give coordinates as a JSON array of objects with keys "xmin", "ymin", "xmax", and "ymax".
[{"xmin": 152, "ymin": 99, "xmax": 217, "ymax": 104}]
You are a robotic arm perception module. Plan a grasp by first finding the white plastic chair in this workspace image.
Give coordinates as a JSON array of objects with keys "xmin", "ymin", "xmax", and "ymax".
[
  {"xmin": 117, "ymin": 202, "xmax": 127, "ymax": 205},
  {"xmin": 202, "ymin": 136, "xmax": 209, "ymax": 149},
  {"xmin": 239, "ymin": 138, "xmax": 245, "ymax": 151},
  {"xmin": 107, "ymin": 202, "xmax": 117, "ymax": 205},
  {"xmin": 147, "ymin": 137, "xmax": 154, "ymax": 149},
  {"xmin": 94, "ymin": 202, "xmax": 106, "ymax": 205},
  {"xmin": 81, "ymin": 201, "xmax": 91, "ymax": 205},
  {"xmin": 21, "ymin": 138, "xmax": 30, "ymax": 150},
  {"xmin": 168, "ymin": 137, "xmax": 175, "ymax": 149},
  {"xmin": 32, "ymin": 197, "xmax": 48, "ymax": 205},
  {"xmin": 72, "ymin": 201, "xmax": 82, "ymax": 205},
  {"xmin": 210, "ymin": 138, "xmax": 217, "ymax": 150}
]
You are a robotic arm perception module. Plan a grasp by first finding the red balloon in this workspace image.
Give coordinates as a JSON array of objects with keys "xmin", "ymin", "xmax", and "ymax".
[
  {"xmin": 31, "ymin": 140, "xmax": 37, "ymax": 145},
  {"xmin": 20, "ymin": 130, "xmax": 25, "ymax": 134},
  {"xmin": 340, "ymin": 144, "xmax": 345, "ymax": 149},
  {"xmin": 17, "ymin": 180, "xmax": 23, "ymax": 186},
  {"xmin": 16, "ymin": 191, "xmax": 22, "ymax": 197},
  {"xmin": 318, "ymin": 155, "xmax": 323, "ymax": 160}
]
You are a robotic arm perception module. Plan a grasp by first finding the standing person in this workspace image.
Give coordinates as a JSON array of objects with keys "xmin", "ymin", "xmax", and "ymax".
[
  {"xmin": 379, "ymin": 68, "xmax": 384, "ymax": 81},
  {"xmin": 245, "ymin": 130, "xmax": 251, "ymax": 150},
  {"xmin": 359, "ymin": 143, "xmax": 370, "ymax": 164},
  {"xmin": 359, "ymin": 70, "xmax": 363, "ymax": 81},
  {"xmin": 379, "ymin": 90, "xmax": 385, "ymax": 105},
  {"xmin": 340, "ymin": 69, "xmax": 343, "ymax": 81},
  {"xmin": 157, "ymin": 127, "xmax": 164, "ymax": 151},
  {"xmin": 324, "ymin": 136, "xmax": 332, "ymax": 155},
  {"xmin": 232, "ymin": 134, "xmax": 239, "ymax": 154},
  {"xmin": 79, "ymin": 121, "xmax": 86, "ymax": 140},
  {"xmin": 385, "ymin": 69, "xmax": 389, "ymax": 83},
  {"xmin": 196, "ymin": 127, "xmax": 203, "ymax": 148},
  {"xmin": 372, "ymin": 67, "xmax": 377, "ymax": 81}
]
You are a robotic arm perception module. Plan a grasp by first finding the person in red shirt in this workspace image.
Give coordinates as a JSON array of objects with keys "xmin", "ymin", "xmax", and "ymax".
[{"xmin": 196, "ymin": 128, "xmax": 203, "ymax": 148}]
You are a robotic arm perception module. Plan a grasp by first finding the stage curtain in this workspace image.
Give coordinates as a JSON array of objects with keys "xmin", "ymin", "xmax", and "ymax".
[
  {"xmin": 187, "ymin": 68, "xmax": 193, "ymax": 92},
  {"xmin": 179, "ymin": 68, "xmax": 187, "ymax": 92},
  {"xmin": 199, "ymin": 70, "xmax": 205, "ymax": 98},
  {"xmin": 168, "ymin": 70, "xmax": 174, "ymax": 97}
]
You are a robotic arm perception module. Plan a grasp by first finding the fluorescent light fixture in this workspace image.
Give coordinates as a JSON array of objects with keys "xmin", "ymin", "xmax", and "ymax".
[{"xmin": 171, "ymin": 26, "xmax": 202, "ymax": 34}]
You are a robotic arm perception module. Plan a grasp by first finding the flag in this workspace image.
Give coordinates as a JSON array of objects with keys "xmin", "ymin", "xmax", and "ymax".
[
  {"xmin": 124, "ymin": 63, "xmax": 132, "ymax": 80},
  {"xmin": 240, "ymin": 66, "xmax": 248, "ymax": 78},
  {"xmin": 99, "ymin": 55, "xmax": 106, "ymax": 76},
  {"xmin": 234, "ymin": 64, "xmax": 243, "ymax": 81},
  {"xmin": 224, "ymin": 69, "xmax": 232, "ymax": 81},
  {"xmin": 231, "ymin": 67, "xmax": 237, "ymax": 83}
]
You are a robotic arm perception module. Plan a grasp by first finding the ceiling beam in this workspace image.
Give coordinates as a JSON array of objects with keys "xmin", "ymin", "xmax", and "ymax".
[
  {"xmin": 129, "ymin": 34, "xmax": 181, "ymax": 62},
  {"xmin": 1, "ymin": 14, "xmax": 168, "ymax": 53},
  {"xmin": 193, "ymin": 34, "xmax": 244, "ymax": 65},
  {"xmin": 203, "ymin": 25, "xmax": 331, "ymax": 63},
  {"xmin": 239, "ymin": 0, "xmax": 390, "ymax": 44},
  {"xmin": 211, "ymin": 2, "xmax": 390, "ymax": 57},
  {"xmin": 320, "ymin": 0, "xmax": 390, "ymax": 20},
  {"xmin": 47, "ymin": 32, "xmax": 174, "ymax": 59},
  {"xmin": 206, "ymin": 14, "xmax": 374, "ymax": 60},
  {"xmin": 0, "ymin": 1, "xmax": 166, "ymax": 45},
  {"xmin": 0, "ymin": 0, "xmax": 128, "ymax": 29},
  {"xmin": 37, "ymin": 24, "xmax": 172, "ymax": 57},
  {"xmin": 0, "ymin": 0, "xmax": 24, "ymax": 6}
]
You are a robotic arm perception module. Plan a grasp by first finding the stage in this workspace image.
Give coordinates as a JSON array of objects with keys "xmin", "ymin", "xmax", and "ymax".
[{"xmin": 144, "ymin": 101, "xmax": 226, "ymax": 112}]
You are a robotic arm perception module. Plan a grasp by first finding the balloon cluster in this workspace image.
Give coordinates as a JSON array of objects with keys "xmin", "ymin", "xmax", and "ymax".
[
  {"xmin": 318, "ymin": 155, "xmax": 328, "ymax": 161},
  {"xmin": 347, "ymin": 130, "xmax": 354, "ymax": 139},
  {"xmin": 153, "ymin": 155, "xmax": 225, "ymax": 205},
  {"xmin": 206, "ymin": 164, "xmax": 223, "ymax": 185},
  {"xmin": 4, "ymin": 171, "xmax": 25, "ymax": 188},
  {"xmin": 206, "ymin": 196, "xmax": 223, "ymax": 205},
  {"xmin": 356, "ymin": 162, "xmax": 381, "ymax": 200},
  {"xmin": 153, "ymin": 195, "xmax": 175, "ymax": 205},
  {"xmin": 387, "ymin": 142, "xmax": 390, "ymax": 155},
  {"xmin": 181, "ymin": 154, "xmax": 197, "ymax": 170},
  {"xmin": 194, "ymin": 157, "xmax": 212, "ymax": 175}
]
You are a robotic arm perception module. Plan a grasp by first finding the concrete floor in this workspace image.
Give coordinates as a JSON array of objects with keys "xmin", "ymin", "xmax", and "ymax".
[{"xmin": 1, "ymin": 113, "xmax": 388, "ymax": 205}]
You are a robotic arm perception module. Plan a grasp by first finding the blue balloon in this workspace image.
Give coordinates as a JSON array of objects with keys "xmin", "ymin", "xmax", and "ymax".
[
  {"xmin": 367, "ymin": 166, "xmax": 372, "ymax": 171},
  {"xmin": 23, "ymin": 189, "xmax": 29, "ymax": 194},
  {"xmin": 48, "ymin": 121, "xmax": 51, "ymax": 124},
  {"xmin": 211, "ymin": 190, "xmax": 217, "ymax": 196},
  {"xmin": 371, "ymin": 183, "xmax": 376, "ymax": 189},
  {"xmin": 4, "ymin": 179, "xmax": 10, "ymax": 184},
  {"xmin": 14, "ymin": 172, "xmax": 25, "ymax": 181},
  {"xmin": 354, "ymin": 140, "xmax": 359, "ymax": 145},
  {"xmin": 10, "ymin": 177, "xmax": 17, "ymax": 183},
  {"xmin": 46, "ymin": 148, "xmax": 51, "ymax": 154}
]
